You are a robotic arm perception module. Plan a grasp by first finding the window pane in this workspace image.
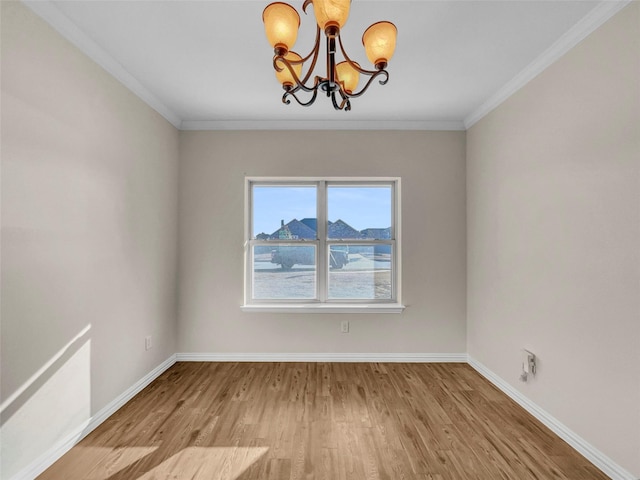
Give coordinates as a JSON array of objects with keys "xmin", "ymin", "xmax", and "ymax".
[
  {"xmin": 252, "ymin": 245, "xmax": 316, "ymax": 299},
  {"xmin": 328, "ymin": 245, "xmax": 392, "ymax": 299},
  {"xmin": 252, "ymin": 186, "xmax": 317, "ymax": 239},
  {"xmin": 327, "ymin": 185, "xmax": 392, "ymax": 239}
]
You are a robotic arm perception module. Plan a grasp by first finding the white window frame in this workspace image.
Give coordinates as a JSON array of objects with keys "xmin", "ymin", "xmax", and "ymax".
[{"xmin": 242, "ymin": 177, "xmax": 404, "ymax": 313}]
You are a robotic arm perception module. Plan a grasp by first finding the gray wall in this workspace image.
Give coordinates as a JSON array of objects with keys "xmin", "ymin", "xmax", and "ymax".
[
  {"xmin": 466, "ymin": 3, "xmax": 640, "ymax": 476},
  {"xmin": 177, "ymin": 130, "xmax": 467, "ymax": 355},
  {"xmin": 1, "ymin": 3, "xmax": 179, "ymax": 478}
]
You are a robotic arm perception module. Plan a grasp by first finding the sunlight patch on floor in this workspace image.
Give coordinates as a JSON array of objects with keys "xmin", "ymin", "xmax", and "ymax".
[
  {"xmin": 136, "ymin": 446, "xmax": 270, "ymax": 480},
  {"xmin": 42, "ymin": 446, "xmax": 159, "ymax": 479}
]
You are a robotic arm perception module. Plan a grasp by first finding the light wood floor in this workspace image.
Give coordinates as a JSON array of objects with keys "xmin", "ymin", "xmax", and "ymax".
[{"xmin": 39, "ymin": 362, "xmax": 608, "ymax": 480}]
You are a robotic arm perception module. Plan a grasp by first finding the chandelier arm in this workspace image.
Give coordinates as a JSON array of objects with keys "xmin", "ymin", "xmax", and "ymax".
[
  {"xmin": 330, "ymin": 90, "xmax": 341, "ymax": 110},
  {"xmin": 274, "ymin": 55, "xmax": 321, "ymax": 94},
  {"xmin": 343, "ymin": 69, "xmax": 389, "ymax": 98},
  {"xmin": 283, "ymin": 86, "xmax": 319, "ymax": 107},
  {"xmin": 272, "ymin": 25, "xmax": 321, "ymax": 91},
  {"xmin": 337, "ymin": 34, "xmax": 382, "ymax": 76},
  {"xmin": 272, "ymin": 55, "xmax": 285, "ymax": 73},
  {"xmin": 331, "ymin": 90, "xmax": 351, "ymax": 111},
  {"xmin": 294, "ymin": 1, "xmax": 321, "ymax": 87},
  {"xmin": 298, "ymin": 26, "xmax": 322, "ymax": 85}
]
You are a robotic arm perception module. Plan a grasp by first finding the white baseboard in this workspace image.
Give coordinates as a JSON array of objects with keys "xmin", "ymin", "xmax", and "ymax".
[
  {"xmin": 468, "ymin": 356, "xmax": 637, "ymax": 480},
  {"xmin": 84, "ymin": 354, "xmax": 177, "ymax": 435},
  {"xmin": 175, "ymin": 352, "xmax": 468, "ymax": 363},
  {"xmin": 10, "ymin": 354, "xmax": 177, "ymax": 480}
]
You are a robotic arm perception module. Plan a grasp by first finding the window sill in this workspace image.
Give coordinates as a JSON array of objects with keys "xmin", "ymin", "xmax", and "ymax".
[{"xmin": 241, "ymin": 303, "xmax": 405, "ymax": 314}]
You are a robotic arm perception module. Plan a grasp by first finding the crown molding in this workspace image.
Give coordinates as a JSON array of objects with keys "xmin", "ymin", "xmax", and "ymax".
[
  {"xmin": 179, "ymin": 120, "xmax": 466, "ymax": 131},
  {"xmin": 21, "ymin": 0, "xmax": 182, "ymax": 129},
  {"xmin": 464, "ymin": 0, "xmax": 632, "ymax": 129}
]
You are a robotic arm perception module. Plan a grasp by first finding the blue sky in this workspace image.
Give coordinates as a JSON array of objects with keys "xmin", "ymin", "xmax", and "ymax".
[{"xmin": 252, "ymin": 185, "xmax": 391, "ymax": 236}]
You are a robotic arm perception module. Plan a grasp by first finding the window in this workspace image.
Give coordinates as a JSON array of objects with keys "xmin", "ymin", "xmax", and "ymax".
[{"xmin": 243, "ymin": 178, "xmax": 403, "ymax": 312}]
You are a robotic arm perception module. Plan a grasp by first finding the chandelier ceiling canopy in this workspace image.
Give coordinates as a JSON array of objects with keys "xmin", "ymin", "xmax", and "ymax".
[{"xmin": 262, "ymin": 0, "xmax": 397, "ymax": 111}]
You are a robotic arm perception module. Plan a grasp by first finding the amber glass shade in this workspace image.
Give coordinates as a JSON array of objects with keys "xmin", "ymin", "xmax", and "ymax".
[
  {"xmin": 335, "ymin": 61, "xmax": 359, "ymax": 94},
  {"xmin": 263, "ymin": 2, "xmax": 300, "ymax": 52},
  {"xmin": 312, "ymin": 0, "xmax": 350, "ymax": 31},
  {"xmin": 275, "ymin": 51, "xmax": 303, "ymax": 87},
  {"xmin": 362, "ymin": 21, "xmax": 397, "ymax": 66}
]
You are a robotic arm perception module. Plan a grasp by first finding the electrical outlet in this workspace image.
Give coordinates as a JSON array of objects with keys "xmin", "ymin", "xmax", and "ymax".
[
  {"xmin": 341, "ymin": 321, "xmax": 349, "ymax": 333},
  {"xmin": 520, "ymin": 349, "xmax": 536, "ymax": 381},
  {"xmin": 527, "ymin": 352, "xmax": 536, "ymax": 375},
  {"xmin": 145, "ymin": 335, "xmax": 152, "ymax": 351}
]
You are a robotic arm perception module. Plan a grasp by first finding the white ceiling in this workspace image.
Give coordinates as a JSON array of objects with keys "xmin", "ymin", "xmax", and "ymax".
[{"xmin": 23, "ymin": 0, "xmax": 628, "ymax": 130}]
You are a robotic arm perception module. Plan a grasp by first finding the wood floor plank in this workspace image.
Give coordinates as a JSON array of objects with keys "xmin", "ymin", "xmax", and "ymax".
[{"xmin": 38, "ymin": 363, "xmax": 610, "ymax": 480}]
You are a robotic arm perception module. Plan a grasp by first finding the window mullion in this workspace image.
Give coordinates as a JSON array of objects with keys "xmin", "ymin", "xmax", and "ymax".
[{"xmin": 317, "ymin": 181, "xmax": 327, "ymax": 302}]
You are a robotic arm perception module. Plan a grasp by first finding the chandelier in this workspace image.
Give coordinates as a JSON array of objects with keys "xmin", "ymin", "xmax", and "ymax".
[{"xmin": 262, "ymin": 0, "xmax": 397, "ymax": 111}]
